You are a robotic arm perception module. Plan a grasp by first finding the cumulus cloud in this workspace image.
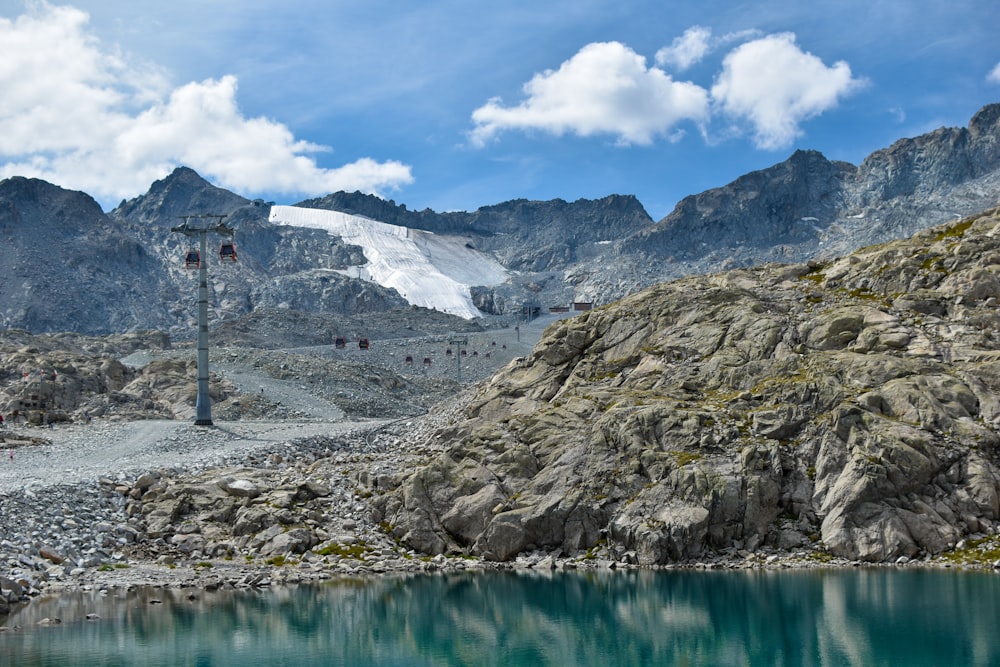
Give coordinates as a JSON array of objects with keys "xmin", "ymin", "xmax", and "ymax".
[
  {"xmin": 0, "ymin": 2, "xmax": 412, "ymax": 205},
  {"xmin": 655, "ymin": 26, "xmax": 712, "ymax": 71},
  {"xmin": 472, "ymin": 30, "xmax": 861, "ymax": 153},
  {"xmin": 710, "ymin": 33, "xmax": 864, "ymax": 149},
  {"xmin": 989, "ymin": 62, "xmax": 1000, "ymax": 84},
  {"xmin": 469, "ymin": 41, "xmax": 710, "ymax": 147}
]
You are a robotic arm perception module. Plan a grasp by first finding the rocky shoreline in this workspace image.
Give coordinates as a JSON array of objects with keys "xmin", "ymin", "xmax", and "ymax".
[{"xmin": 4, "ymin": 390, "xmax": 1000, "ymax": 623}]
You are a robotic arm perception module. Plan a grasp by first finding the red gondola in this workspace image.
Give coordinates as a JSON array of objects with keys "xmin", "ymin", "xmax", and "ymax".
[
  {"xmin": 335, "ymin": 336, "xmax": 346, "ymax": 349},
  {"xmin": 359, "ymin": 338, "xmax": 370, "ymax": 350},
  {"xmin": 184, "ymin": 249, "xmax": 200, "ymax": 269},
  {"xmin": 219, "ymin": 241, "xmax": 237, "ymax": 262}
]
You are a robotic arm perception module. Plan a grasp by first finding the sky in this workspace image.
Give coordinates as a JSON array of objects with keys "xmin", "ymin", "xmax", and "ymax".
[{"xmin": 0, "ymin": 1, "xmax": 999, "ymax": 219}]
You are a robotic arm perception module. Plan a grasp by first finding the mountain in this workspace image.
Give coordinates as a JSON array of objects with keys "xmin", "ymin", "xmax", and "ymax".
[
  {"xmin": 267, "ymin": 205, "xmax": 510, "ymax": 319},
  {"xmin": 1, "ymin": 102, "xmax": 1000, "ymax": 336},
  {"xmin": 376, "ymin": 205, "xmax": 1000, "ymax": 564},
  {"xmin": 293, "ymin": 103, "xmax": 1000, "ymax": 308},
  {"xmin": 110, "ymin": 169, "xmax": 417, "ymax": 335},
  {"xmin": 613, "ymin": 104, "xmax": 1000, "ymax": 292},
  {"xmin": 0, "ymin": 177, "xmax": 152, "ymax": 334},
  {"xmin": 298, "ymin": 191, "xmax": 655, "ymax": 272}
]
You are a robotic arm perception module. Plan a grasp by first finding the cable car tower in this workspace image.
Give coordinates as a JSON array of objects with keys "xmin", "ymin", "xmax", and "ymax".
[{"xmin": 170, "ymin": 214, "xmax": 236, "ymax": 426}]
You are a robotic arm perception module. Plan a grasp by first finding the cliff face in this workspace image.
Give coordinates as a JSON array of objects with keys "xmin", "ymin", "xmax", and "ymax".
[{"xmin": 377, "ymin": 206, "xmax": 1000, "ymax": 564}]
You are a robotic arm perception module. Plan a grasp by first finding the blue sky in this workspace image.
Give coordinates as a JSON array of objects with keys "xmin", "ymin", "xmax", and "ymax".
[{"xmin": 1, "ymin": 0, "xmax": 998, "ymax": 219}]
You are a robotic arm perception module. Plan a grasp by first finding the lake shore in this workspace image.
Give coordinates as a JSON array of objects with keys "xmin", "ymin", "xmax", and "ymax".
[{"xmin": 3, "ymin": 403, "xmax": 1000, "ymax": 621}]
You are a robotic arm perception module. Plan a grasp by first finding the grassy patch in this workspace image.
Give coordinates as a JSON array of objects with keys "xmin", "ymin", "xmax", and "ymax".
[
  {"xmin": 315, "ymin": 541, "xmax": 373, "ymax": 560},
  {"xmin": 930, "ymin": 218, "xmax": 974, "ymax": 242},
  {"xmin": 803, "ymin": 549, "xmax": 835, "ymax": 563},
  {"xmin": 938, "ymin": 536, "xmax": 1000, "ymax": 564},
  {"xmin": 671, "ymin": 451, "xmax": 702, "ymax": 466}
]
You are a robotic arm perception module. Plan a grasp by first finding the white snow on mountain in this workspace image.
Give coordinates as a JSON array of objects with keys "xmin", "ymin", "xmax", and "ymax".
[{"xmin": 268, "ymin": 205, "xmax": 508, "ymax": 319}]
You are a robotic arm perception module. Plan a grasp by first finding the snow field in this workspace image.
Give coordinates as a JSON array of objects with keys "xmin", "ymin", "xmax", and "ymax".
[{"xmin": 268, "ymin": 206, "xmax": 508, "ymax": 319}]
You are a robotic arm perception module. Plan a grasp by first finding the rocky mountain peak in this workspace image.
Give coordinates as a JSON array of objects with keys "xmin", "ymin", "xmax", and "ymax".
[
  {"xmin": 604, "ymin": 103, "xmax": 1000, "ymax": 300},
  {"xmin": 0, "ymin": 176, "xmax": 105, "ymax": 230},
  {"xmin": 969, "ymin": 102, "xmax": 1000, "ymax": 137},
  {"xmin": 112, "ymin": 166, "xmax": 249, "ymax": 225}
]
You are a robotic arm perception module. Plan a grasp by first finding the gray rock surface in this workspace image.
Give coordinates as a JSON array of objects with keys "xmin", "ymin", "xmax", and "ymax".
[{"xmin": 377, "ymin": 206, "xmax": 1000, "ymax": 565}]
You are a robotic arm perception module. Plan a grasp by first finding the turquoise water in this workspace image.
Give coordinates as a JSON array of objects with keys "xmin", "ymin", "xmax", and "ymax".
[{"xmin": 1, "ymin": 568, "xmax": 998, "ymax": 666}]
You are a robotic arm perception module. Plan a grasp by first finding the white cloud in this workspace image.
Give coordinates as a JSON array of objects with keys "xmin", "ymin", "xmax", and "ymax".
[
  {"xmin": 469, "ymin": 41, "xmax": 709, "ymax": 147},
  {"xmin": 470, "ymin": 31, "xmax": 860, "ymax": 153},
  {"xmin": 710, "ymin": 33, "xmax": 864, "ymax": 150},
  {"xmin": 655, "ymin": 26, "xmax": 712, "ymax": 71},
  {"xmin": 988, "ymin": 62, "xmax": 1000, "ymax": 85},
  {"xmin": 0, "ymin": 2, "xmax": 412, "ymax": 205}
]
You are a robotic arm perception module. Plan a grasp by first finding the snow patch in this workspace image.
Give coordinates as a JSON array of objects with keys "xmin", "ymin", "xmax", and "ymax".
[{"xmin": 268, "ymin": 206, "xmax": 508, "ymax": 319}]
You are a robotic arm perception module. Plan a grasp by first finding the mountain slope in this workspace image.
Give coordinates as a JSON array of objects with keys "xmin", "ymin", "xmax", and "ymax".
[
  {"xmin": 268, "ymin": 205, "xmax": 509, "ymax": 319},
  {"xmin": 0, "ymin": 169, "xmax": 447, "ymax": 336},
  {"xmin": 0, "ymin": 177, "xmax": 155, "ymax": 334},
  {"xmin": 377, "ymin": 205, "xmax": 1000, "ymax": 564},
  {"xmin": 611, "ymin": 104, "xmax": 1000, "ymax": 294},
  {"xmin": 297, "ymin": 192, "xmax": 656, "ymax": 272}
]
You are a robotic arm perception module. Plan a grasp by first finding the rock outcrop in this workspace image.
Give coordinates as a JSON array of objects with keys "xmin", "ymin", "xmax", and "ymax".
[{"xmin": 377, "ymin": 206, "xmax": 1000, "ymax": 564}]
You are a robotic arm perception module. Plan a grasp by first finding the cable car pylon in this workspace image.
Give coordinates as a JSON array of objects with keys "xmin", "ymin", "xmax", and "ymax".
[{"xmin": 170, "ymin": 214, "xmax": 235, "ymax": 426}]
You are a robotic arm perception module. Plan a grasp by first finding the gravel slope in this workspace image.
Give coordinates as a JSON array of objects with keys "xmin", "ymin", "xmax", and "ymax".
[{"xmin": 0, "ymin": 419, "xmax": 377, "ymax": 493}]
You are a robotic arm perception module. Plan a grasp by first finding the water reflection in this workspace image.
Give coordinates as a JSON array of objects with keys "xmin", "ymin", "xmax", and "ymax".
[{"xmin": 1, "ymin": 569, "xmax": 997, "ymax": 666}]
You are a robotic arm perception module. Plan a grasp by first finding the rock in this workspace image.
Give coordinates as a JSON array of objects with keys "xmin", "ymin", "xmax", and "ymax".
[
  {"xmin": 258, "ymin": 528, "xmax": 316, "ymax": 556},
  {"xmin": 378, "ymin": 206, "xmax": 1000, "ymax": 564},
  {"xmin": 218, "ymin": 478, "xmax": 261, "ymax": 499},
  {"xmin": 134, "ymin": 472, "xmax": 159, "ymax": 491},
  {"xmin": 0, "ymin": 576, "xmax": 24, "ymax": 598},
  {"xmin": 39, "ymin": 547, "xmax": 65, "ymax": 565}
]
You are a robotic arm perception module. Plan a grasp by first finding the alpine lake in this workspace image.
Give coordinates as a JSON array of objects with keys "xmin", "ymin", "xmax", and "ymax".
[{"xmin": 1, "ymin": 567, "xmax": 998, "ymax": 666}]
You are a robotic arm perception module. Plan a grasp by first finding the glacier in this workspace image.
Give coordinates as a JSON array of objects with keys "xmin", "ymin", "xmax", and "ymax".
[{"xmin": 268, "ymin": 205, "xmax": 508, "ymax": 319}]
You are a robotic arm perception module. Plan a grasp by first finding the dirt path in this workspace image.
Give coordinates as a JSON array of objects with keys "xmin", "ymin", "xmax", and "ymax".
[
  {"xmin": 0, "ymin": 418, "xmax": 382, "ymax": 493},
  {"xmin": 219, "ymin": 368, "xmax": 348, "ymax": 421}
]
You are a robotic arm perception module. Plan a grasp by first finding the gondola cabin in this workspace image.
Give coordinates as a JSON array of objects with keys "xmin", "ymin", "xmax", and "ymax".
[
  {"xmin": 334, "ymin": 336, "xmax": 346, "ymax": 349},
  {"xmin": 184, "ymin": 249, "xmax": 200, "ymax": 269},
  {"xmin": 219, "ymin": 241, "xmax": 237, "ymax": 262},
  {"xmin": 358, "ymin": 338, "xmax": 370, "ymax": 350}
]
